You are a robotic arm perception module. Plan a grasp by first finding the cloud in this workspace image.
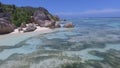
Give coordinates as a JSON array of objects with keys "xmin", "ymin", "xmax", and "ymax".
[{"xmin": 55, "ymin": 9, "xmax": 120, "ymax": 17}]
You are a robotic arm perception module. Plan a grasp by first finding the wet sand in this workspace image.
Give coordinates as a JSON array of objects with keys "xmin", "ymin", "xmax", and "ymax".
[{"xmin": 0, "ymin": 27, "xmax": 52, "ymax": 46}]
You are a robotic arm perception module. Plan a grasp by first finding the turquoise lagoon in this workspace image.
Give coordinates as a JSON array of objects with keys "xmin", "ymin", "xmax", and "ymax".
[{"xmin": 0, "ymin": 18, "xmax": 120, "ymax": 62}]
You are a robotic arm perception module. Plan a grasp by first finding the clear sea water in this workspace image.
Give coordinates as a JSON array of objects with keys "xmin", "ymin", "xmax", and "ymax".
[{"xmin": 0, "ymin": 18, "xmax": 120, "ymax": 61}]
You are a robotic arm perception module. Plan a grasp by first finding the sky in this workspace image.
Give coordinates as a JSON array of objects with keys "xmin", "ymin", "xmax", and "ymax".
[{"xmin": 0, "ymin": 0, "xmax": 120, "ymax": 18}]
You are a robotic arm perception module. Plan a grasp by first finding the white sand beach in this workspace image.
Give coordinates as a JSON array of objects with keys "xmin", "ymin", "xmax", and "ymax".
[{"xmin": 0, "ymin": 27, "xmax": 53, "ymax": 46}]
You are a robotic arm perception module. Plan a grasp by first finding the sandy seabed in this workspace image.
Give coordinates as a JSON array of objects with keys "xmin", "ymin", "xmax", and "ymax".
[{"xmin": 0, "ymin": 27, "xmax": 53, "ymax": 46}]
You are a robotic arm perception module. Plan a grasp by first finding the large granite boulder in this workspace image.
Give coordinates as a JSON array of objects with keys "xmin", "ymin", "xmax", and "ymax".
[
  {"xmin": 64, "ymin": 22, "xmax": 74, "ymax": 28},
  {"xmin": 0, "ymin": 8, "xmax": 11, "ymax": 20},
  {"xmin": 0, "ymin": 13, "xmax": 10, "ymax": 20},
  {"xmin": 0, "ymin": 18, "xmax": 14, "ymax": 34},
  {"xmin": 20, "ymin": 22, "xmax": 26, "ymax": 28},
  {"xmin": 32, "ymin": 7, "xmax": 59, "ymax": 28},
  {"xmin": 0, "ymin": 9, "xmax": 15, "ymax": 34},
  {"xmin": 33, "ymin": 7, "xmax": 51, "ymax": 22},
  {"xmin": 55, "ymin": 21, "xmax": 61, "ymax": 28},
  {"xmin": 36, "ymin": 20, "xmax": 45, "ymax": 27},
  {"xmin": 24, "ymin": 23, "xmax": 37, "ymax": 32},
  {"xmin": 44, "ymin": 20, "xmax": 54, "ymax": 27}
]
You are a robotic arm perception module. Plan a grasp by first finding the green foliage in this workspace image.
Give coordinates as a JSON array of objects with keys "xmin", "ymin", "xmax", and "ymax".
[
  {"xmin": 0, "ymin": 3, "xmax": 36, "ymax": 27},
  {"xmin": 11, "ymin": 8, "xmax": 34, "ymax": 27},
  {"xmin": 0, "ymin": 3, "xmax": 59, "ymax": 27}
]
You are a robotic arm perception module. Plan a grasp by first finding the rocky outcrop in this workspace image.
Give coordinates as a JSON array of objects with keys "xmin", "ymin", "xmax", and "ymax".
[
  {"xmin": 0, "ymin": 13, "xmax": 11, "ymax": 20},
  {"xmin": 32, "ymin": 7, "xmax": 60, "ymax": 28},
  {"xmin": 64, "ymin": 22, "xmax": 74, "ymax": 28},
  {"xmin": 53, "ymin": 15, "xmax": 60, "ymax": 21},
  {"xmin": 0, "ymin": 18, "xmax": 14, "ymax": 34},
  {"xmin": 55, "ymin": 22, "xmax": 61, "ymax": 28},
  {"xmin": 0, "ymin": 9, "xmax": 15, "ymax": 34},
  {"xmin": 24, "ymin": 23, "xmax": 37, "ymax": 32},
  {"xmin": 44, "ymin": 20, "xmax": 55, "ymax": 27},
  {"xmin": 33, "ymin": 7, "xmax": 51, "ymax": 22},
  {"xmin": 20, "ymin": 22, "xmax": 26, "ymax": 28},
  {"xmin": 0, "ymin": 8, "xmax": 11, "ymax": 21},
  {"xmin": 36, "ymin": 20, "xmax": 45, "ymax": 27}
]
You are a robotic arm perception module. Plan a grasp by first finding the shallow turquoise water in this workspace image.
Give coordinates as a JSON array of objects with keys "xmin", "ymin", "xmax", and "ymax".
[
  {"xmin": 0, "ymin": 18, "xmax": 120, "ymax": 61},
  {"xmin": 64, "ymin": 44, "xmax": 120, "ymax": 61},
  {"xmin": 0, "ymin": 38, "xmax": 42, "ymax": 60}
]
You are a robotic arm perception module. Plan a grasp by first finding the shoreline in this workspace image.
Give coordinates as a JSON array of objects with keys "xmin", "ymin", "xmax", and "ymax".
[{"xmin": 0, "ymin": 27, "xmax": 54, "ymax": 46}]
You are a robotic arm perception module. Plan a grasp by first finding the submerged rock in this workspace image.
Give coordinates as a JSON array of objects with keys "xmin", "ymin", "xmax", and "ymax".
[{"xmin": 64, "ymin": 22, "xmax": 74, "ymax": 28}]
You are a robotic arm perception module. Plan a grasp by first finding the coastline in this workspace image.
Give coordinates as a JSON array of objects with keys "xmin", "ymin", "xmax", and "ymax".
[{"xmin": 0, "ymin": 27, "xmax": 53, "ymax": 46}]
